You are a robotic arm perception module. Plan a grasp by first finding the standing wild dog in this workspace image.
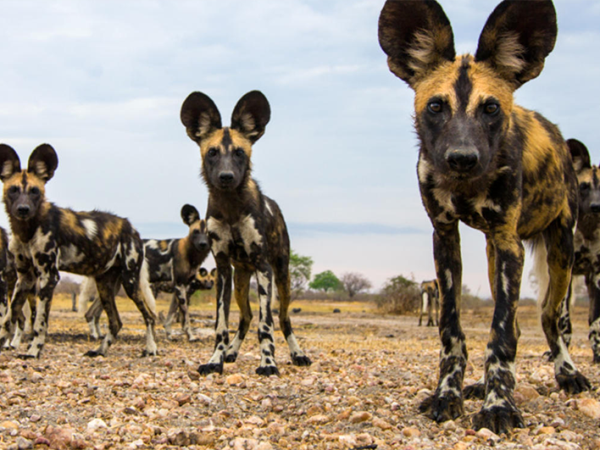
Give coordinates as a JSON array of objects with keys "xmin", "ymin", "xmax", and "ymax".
[
  {"xmin": 0, "ymin": 144, "xmax": 158, "ymax": 358},
  {"xmin": 180, "ymin": 90, "xmax": 312, "ymax": 375},
  {"xmin": 379, "ymin": 0, "xmax": 589, "ymax": 433},
  {"xmin": 82, "ymin": 204, "xmax": 212, "ymax": 342},
  {"xmin": 418, "ymin": 279, "xmax": 438, "ymax": 327},
  {"xmin": 556, "ymin": 139, "xmax": 600, "ymax": 362}
]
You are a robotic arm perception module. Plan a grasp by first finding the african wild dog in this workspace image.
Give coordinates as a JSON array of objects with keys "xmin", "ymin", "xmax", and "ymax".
[
  {"xmin": 180, "ymin": 90, "xmax": 312, "ymax": 375},
  {"xmin": 418, "ymin": 279, "xmax": 438, "ymax": 327},
  {"xmin": 82, "ymin": 204, "xmax": 212, "ymax": 342},
  {"xmin": 552, "ymin": 139, "xmax": 600, "ymax": 363},
  {"xmin": 0, "ymin": 144, "xmax": 158, "ymax": 358},
  {"xmin": 379, "ymin": 0, "xmax": 589, "ymax": 433}
]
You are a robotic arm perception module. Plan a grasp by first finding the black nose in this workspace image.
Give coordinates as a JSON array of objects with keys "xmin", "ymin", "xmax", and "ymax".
[
  {"xmin": 219, "ymin": 172, "xmax": 234, "ymax": 182},
  {"xmin": 446, "ymin": 149, "xmax": 479, "ymax": 172},
  {"xmin": 591, "ymin": 204, "xmax": 600, "ymax": 213},
  {"xmin": 198, "ymin": 241, "xmax": 209, "ymax": 249},
  {"xmin": 16, "ymin": 205, "xmax": 30, "ymax": 217}
]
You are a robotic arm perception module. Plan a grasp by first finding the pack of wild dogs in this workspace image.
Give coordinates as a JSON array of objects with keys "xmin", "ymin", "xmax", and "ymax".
[{"xmin": 0, "ymin": 0, "xmax": 597, "ymax": 435}]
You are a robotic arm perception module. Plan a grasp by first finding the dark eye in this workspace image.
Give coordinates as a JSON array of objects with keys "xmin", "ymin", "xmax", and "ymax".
[
  {"xmin": 8, "ymin": 186, "xmax": 19, "ymax": 194},
  {"xmin": 234, "ymin": 148, "xmax": 245, "ymax": 158},
  {"xmin": 207, "ymin": 148, "xmax": 219, "ymax": 158},
  {"xmin": 484, "ymin": 102, "xmax": 500, "ymax": 115},
  {"xmin": 581, "ymin": 182, "xmax": 591, "ymax": 192},
  {"xmin": 30, "ymin": 187, "xmax": 40, "ymax": 195},
  {"xmin": 193, "ymin": 229, "xmax": 200, "ymax": 235},
  {"xmin": 427, "ymin": 102, "xmax": 442, "ymax": 114}
]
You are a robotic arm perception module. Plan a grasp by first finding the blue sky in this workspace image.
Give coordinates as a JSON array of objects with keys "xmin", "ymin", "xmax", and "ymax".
[{"xmin": 0, "ymin": 0, "xmax": 598, "ymax": 298}]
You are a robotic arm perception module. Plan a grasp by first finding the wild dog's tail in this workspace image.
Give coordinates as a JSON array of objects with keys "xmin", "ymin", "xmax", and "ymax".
[
  {"xmin": 139, "ymin": 258, "xmax": 157, "ymax": 316},
  {"xmin": 528, "ymin": 235, "xmax": 549, "ymax": 307},
  {"xmin": 78, "ymin": 277, "xmax": 98, "ymax": 314}
]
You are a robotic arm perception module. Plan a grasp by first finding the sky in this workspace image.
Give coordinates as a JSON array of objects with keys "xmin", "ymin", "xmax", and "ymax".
[{"xmin": 0, "ymin": 0, "xmax": 598, "ymax": 299}]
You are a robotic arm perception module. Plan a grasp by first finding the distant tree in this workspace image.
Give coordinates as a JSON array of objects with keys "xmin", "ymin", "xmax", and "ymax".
[
  {"xmin": 376, "ymin": 274, "xmax": 420, "ymax": 315},
  {"xmin": 309, "ymin": 270, "xmax": 342, "ymax": 293},
  {"xmin": 340, "ymin": 272, "xmax": 372, "ymax": 298},
  {"xmin": 289, "ymin": 250, "xmax": 313, "ymax": 299}
]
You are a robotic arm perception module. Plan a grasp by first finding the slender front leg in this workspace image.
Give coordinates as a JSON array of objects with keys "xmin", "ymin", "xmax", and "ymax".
[
  {"xmin": 199, "ymin": 256, "xmax": 232, "ymax": 375},
  {"xmin": 22, "ymin": 261, "xmax": 59, "ymax": 359},
  {"xmin": 173, "ymin": 283, "xmax": 198, "ymax": 342},
  {"xmin": 255, "ymin": 265, "xmax": 279, "ymax": 376},
  {"xmin": 0, "ymin": 271, "xmax": 36, "ymax": 351},
  {"xmin": 472, "ymin": 232, "xmax": 524, "ymax": 433},
  {"xmin": 224, "ymin": 268, "xmax": 253, "ymax": 363},
  {"xmin": 558, "ymin": 279, "xmax": 574, "ymax": 348},
  {"xmin": 419, "ymin": 223, "xmax": 467, "ymax": 422},
  {"xmin": 163, "ymin": 293, "xmax": 179, "ymax": 339},
  {"xmin": 586, "ymin": 273, "xmax": 600, "ymax": 363}
]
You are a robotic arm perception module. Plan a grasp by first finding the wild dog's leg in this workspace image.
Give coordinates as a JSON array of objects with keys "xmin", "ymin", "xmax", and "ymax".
[
  {"xmin": 172, "ymin": 282, "xmax": 198, "ymax": 342},
  {"xmin": 10, "ymin": 297, "xmax": 33, "ymax": 349},
  {"xmin": 585, "ymin": 273, "xmax": 600, "ymax": 363},
  {"xmin": 558, "ymin": 280, "xmax": 574, "ymax": 348},
  {"xmin": 254, "ymin": 265, "xmax": 279, "ymax": 376},
  {"xmin": 471, "ymin": 232, "xmax": 525, "ymax": 434},
  {"xmin": 85, "ymin": 273, "xmax": 122, "ymax": 357},
  {"xmin": 163, "ymin": 293, "xmax": 179, "ymax": 339},
  {"xmin": 419, "ymin": 223, "xmax": 466, "ymax": 423},
  {"xmin": 427, "ymin": 291, "xmax": 434, "ymax": 327},
  {"xmin": 0, "ymin": 269, "xmax": 9, "ymax": 324},
  {"xmin": 85, "ymin": 297, "xmax": 104, "ymax": 340},
  {"xmin": 121, "ymin": 239, "xmax": 157, "ymax": 357},
  {"xmin": 224, "ymin": 267, "xmax": 252, "ymax": 363},
  {"xmin": 419, "ymin": 292, "xmax": 425, "ymax": 326},
  {"xmin": 434, "ymin": 289, "xmax": 440, "ymax": 327},
  {"xmin": 200, "ymin": 256, "xmax": 232, "ymax": 375},
  {"xmin": 21, "ymin": 255, "xmax": 60, "ymax": 359},
  {"xmin": 541, "ymin": 223, "xmax": 591, "ymax": 394},
  {"xmin": 465, "ymin": 237, "xmax": 496, "ymax": 400},
  {"xmin": 274, "ymin": 257, "xmax": 311, "ymax": 367},
  {"xmin": 0, "ymin": 271, "xmax": 35, "ymax": 351}
]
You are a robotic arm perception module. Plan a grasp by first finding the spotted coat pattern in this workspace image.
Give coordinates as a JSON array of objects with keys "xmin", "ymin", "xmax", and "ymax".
[
  {"xmin": 180, "ymin": 90, "xmax": 312, "ymax": 375},
  {"xmin": 0, "ymin": 144, "xmax": 157, "ymax": 359},
  {"xmin": 379, "ymin": 0, "xmax": 589, "ymax": 433}
]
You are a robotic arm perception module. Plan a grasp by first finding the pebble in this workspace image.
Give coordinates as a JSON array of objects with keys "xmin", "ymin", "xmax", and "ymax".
[
  {"xmin": 402, "ymin": 427, "xmax": 421, "ymax": 438},
  {"xmin": 87, "ymin": 418, "xmax": 108, "ymax": 432},
  {"xmin": 577, "ymin": 398, "xmax": 600, "ymax": 419},
  {"xmin": 226, "ymin": 374, "xmax": 244, "ymax": 386},
  {"xmin": 15, "ymin": 437, "xmax": 33, "ymax": 450},
  {"xmin": 349, "ymin": 411, "xmax": 372, "ymax": 423},
  {"xmin": 372, "ymin": 417, "xmax": 393, "ymax": 430},
  {"xmin": 537, "ymin": 426, "xmax": 555, "ymax": 435},
  {"xmin": 306, "ymin": 414, "xmax": 330, "ymax": 425},
  {"xmin": 476, "ymin": 428, "xmax": 500, "ymax": 441}
]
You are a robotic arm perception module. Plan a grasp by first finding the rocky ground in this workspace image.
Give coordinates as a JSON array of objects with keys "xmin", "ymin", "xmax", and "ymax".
[{"xmin": 1, "ymin": 296, "xmax": 600, "ymax": 449}]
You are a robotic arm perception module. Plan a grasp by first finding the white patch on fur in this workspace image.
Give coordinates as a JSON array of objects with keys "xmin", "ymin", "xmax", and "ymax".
[
  {"xmin": 417, "ymin": 156, "xmax": 432, "ymax": 183},
  {"xmin": 78, "ymin": 277, "xmax": 97, "ymax": 314},
  {"xmin": 265, "ymin": 201, "xmax": 273, "ymax": 216},
  {"xmin": 421, "ymin": 292, "xmax": 429, "ymax": 312},
  {"xmin": 81, "ymin": 219, "xmax": 97, "ymax": 239},
  {"xmin": 207, "ymin": 217, "xmax": 232, "ymax": 256},
  {"xmin": 494, "ymin": 32, "xmax": 527, "ymax": 77},
  {"xmin": 197, "ymin": 112, "xmax": 215, "ymax": 138},
  {"xmin": 407, "ymin": 30, "xmax": 439, "ymax": 77},
  {"xmin": 239, "ymin": 215, "xmax": 263, "ymax": 255},
  {"xmin": 139, "ymin": 258, "xmax": 157, "ymax": 316},
  {"xmin": 473, "ymin": 196, "xmax": 502, "ymax": 216},
  {"xmin": 145, "ymin": 240, "xmax": 159, "ymax": 250},
  {"xmin": 59, "ymin": 244, "xmax": 86, "ymax": 268},
  {"xmin": 1, "ymin": 161, "xmax": 15, "ymax": 179},
  {"xmin": 444, "ymin": 269, "xmax": 453, "ymax": 291},
  {"xmin": 529, "ymin": 238, "xmax": 549, "ymax": 307}
]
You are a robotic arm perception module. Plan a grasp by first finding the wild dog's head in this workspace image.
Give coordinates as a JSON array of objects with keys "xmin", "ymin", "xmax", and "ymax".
[
  {"xmin": 181, "ymin": 204, "xmax": 210, "ymax": 253},
  {"xmin": 0, "ymin": 144, "xmax": 58, "ymax": 221},
  {"xmin": 180, "ymin": 91, "xmax": 271, "ymax": 192},
  {"xmin": 378, "ymin": 0, "xmax": 557, "ymax": 179},
  {"xmin": 196, "ymin": 267, "xmax": 216, "ymax": 290},
  {"xmin": 568, "ymin": 139, "xmax": 600, "ymax": 216}
]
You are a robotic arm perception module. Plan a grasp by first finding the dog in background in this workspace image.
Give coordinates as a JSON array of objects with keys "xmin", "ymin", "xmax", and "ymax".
[
  {"xmin": 419, "ymin": 279, "xmax": 439, "ymax": 327},
  {"xmin": 180, "ymin": 90, "xmax": 312, "ymax": 375},
  {"xmin": 379, "ymin": 0, "xmax": 588, "ymax": 433},
  {"xmin": 0, "ymin": 144, "xmax": 157, "ymax": 358}
]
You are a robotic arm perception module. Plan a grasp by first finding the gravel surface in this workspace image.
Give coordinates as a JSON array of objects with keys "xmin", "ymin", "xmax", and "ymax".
[{"xmin": 1, "ymin": 298, "xmax": 600, "ymax": 449}]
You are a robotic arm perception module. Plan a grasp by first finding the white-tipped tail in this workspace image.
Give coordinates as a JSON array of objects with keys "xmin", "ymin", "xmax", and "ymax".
[
  {"xmin": 528, "ymin": 236, "xmax": 549, "ymax": 307},
  {"xmin": 78, "ymin": 277, "xmax": 98, "ymax": 314},
  {"xmin": 139, "ymin": 258, "xmax": 157, "ymax": 316}
]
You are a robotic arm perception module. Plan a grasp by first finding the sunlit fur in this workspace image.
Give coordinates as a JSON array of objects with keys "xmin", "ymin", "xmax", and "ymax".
[
  {"xmin": 379, "ymin": 0, "xmax": 587, "ymax": 434},
  {"xmin": 181, "ymin": 90, "xmax": 311, "ymax": 376},
  {"xmin": 0, "ymin": 144, "xmax": 157, "ymax": 359}
]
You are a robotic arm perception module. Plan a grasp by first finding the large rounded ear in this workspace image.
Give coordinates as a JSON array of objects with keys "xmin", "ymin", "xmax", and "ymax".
[
  {"xmin": 567, "ymin": 139, "xmax": 591, "ymax": 173},
  {"xmin": 378, "ymin": 0, "xmax": 455, "ymax": 88},
  {"xmin": 210, "ymin": 268, "xmax": 217, "ymax": 277},
  {"xmin": 181, "ymin": 204, "xmax": 200, "ymax": 226},
  {"xmin": 180, "ymin": 92, "xmax": 223, "ymax": 145},
  {"xmin": 475, "ymin": 0, "xmax": 557, "ymax": 88},
  {"xmin": 0, "ymin": 144, "xmax": 21, "ymax": 181},
  {"xmin": 198, "ymin": 267, "xmax": 208, "ymax": 277},
  {"xmin": 231, "ymin": 91, "xmax": 271, "ymax": 143},
  {"xmin": 27, "ymin": 144, "xmax": 58, "ymax": 182}
]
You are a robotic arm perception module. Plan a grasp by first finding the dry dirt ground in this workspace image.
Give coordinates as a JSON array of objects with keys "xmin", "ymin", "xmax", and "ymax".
[{"xmin": 1, "ymin": 295, "xmax": 600, "ymax": 450}]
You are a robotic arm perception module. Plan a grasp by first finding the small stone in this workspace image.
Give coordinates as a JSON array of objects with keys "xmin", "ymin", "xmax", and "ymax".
[
  {"xmin": 306, "ymin": 414, "xmax": 330, "ymax": 425},
  {"xmin": 373, "ymin": 417, "xmax": 393, "ymax": 430},
  {"xmin": 578, "ymin": 398, "xmax": 600, "ymax": 419},
  {"xmin": 538, "ymin": 426, "xmax": 555, "ymax": 435},
  {"xmin": 476, "ymin": 428, "xmax": 500, "ymax": 441},
  {"xmin": 1, "ymin": 421, "xmax": 19, "ymax": 430},
  {"xmin": 175, "ymin": 392, "xmax": 191, "ymax": 406},
  {"xmin": 226, "ymin": 374, "xmax": 244, "ymax": 386},
  {"xmin": 16, "ymin": 437, "xmax": 33, "ymax": 450},
  {"xmin": 402, "ymin": 427, "xmax": 421, "ymax": 438},
  {"xmin": 349, "ymin": 411, "xmax": 372, "ymax": 423},
  {"xmin": 551, "ymin": 417, "xmax": 565, "ymax": 428},
  {"xmin": 442, "ymin": 420, "xmax": 457, "ymax": 431},
  {"xmin": 198, "ymin": 393, "xmax": 212, "ymax": 404},
  {"xmin": 245, "ymin": 416, "xmax": 265, "ymax": 426},
  {"xmin": 87, "ymin": 418, "xmax": 108, "ymax": 432},
  {"xmin": 559, "ymin": 430, "xmax": 581, "ymax": 442},
  {"xmin": 45, "ymin": 425, "xmax": 75, "ymax": 449},
  {"xmin": 338, "ymin": 434, "xmax": 357, "ymax": 447},
  {"xmin": 233, "ymin": 437, "xmax": 258, "ymax": 450},
  {"xmin": 29, "ymin": 415, "xmax": 41, "ymax": 423}
]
